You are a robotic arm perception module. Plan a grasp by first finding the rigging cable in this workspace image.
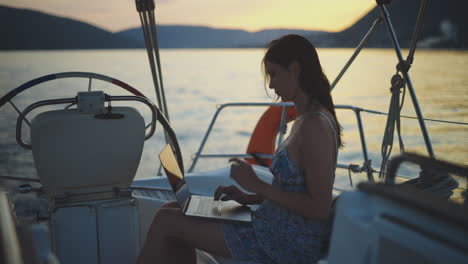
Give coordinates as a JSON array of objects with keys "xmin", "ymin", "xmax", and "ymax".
[
  {"xmin": 135, "ymin": 0, "xmax": 169, "ymax": 121},
  {"xmin": 361, "ymin": 109, "xmax": 468, "ymax": 126}
]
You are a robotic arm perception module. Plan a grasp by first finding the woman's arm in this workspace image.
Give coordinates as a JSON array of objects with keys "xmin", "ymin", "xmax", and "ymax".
[
  {"xmin": 214, "ymin": 185, "xmax": 264, "ymax": 205},
  {"xmin": 230, "ymin": 116, "xmax": 335, "ymax": 220}
]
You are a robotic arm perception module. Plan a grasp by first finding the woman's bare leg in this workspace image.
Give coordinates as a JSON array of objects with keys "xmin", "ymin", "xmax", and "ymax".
[{"xmin": 137, "ymin": 201, "xmax": 231, "ymax": 264}]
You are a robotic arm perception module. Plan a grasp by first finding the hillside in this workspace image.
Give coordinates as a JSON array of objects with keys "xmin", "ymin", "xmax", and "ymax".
[
  {"xmin": 115, "ymin": 26, "xmax": 325, "ymax": 48},
  {"xmin": 0, "ymin": 5, "xmax": 140, "ymax": 50},
  {"xmin": 0, "ymin": 5, "xmax": 324, "ymax": 50},
  {"xmin": 317, "ymin": 0, "xmax": 468, "ymax": 48},
  {"xmin": 1, "ymin": 1, "xmax": 466, "ymax": 50}
]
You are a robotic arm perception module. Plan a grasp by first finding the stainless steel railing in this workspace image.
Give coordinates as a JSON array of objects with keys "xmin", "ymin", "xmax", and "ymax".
[{"xmin": 187, "ymin": 102, "xmax": 376, "ymax": 182}]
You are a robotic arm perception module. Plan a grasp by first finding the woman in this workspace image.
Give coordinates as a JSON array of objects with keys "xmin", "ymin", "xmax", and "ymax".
[{"xmin": 137, "ymin": 34, "xmax": 343, "ymax": 264}]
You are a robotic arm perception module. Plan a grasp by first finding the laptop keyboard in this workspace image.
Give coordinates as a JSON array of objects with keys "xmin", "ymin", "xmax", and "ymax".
[{"xmin": 194, "ymin": 197, "xmax": 221, "ymax": 216}]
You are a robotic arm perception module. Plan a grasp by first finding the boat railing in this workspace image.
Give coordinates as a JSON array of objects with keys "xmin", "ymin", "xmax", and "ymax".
[
  {"xmin": 186, "ymin": 101, "xmax": 468, "ymax": 184},
  {"xmin": 187, "ymin": 102, "xmax": 377, "ymax": 182}
]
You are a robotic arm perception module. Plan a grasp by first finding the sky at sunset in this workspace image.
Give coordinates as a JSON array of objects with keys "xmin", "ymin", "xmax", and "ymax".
[{"xmin": 0, "ymin": 0, "xmax": 376, "ymax": 32}]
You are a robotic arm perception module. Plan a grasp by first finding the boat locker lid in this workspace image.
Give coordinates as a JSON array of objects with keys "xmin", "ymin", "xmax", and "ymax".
[{"xmin": 30, "ymin": 105, "xmax": 145, "ymax": 198}]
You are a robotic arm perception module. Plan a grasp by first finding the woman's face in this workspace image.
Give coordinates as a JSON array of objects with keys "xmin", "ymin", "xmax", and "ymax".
[{"xmin": 265, "ymin": 61, "xmax": 299, "ymax": 102}]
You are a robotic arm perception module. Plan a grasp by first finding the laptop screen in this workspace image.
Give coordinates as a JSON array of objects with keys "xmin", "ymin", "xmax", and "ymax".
[{"xmin": 158, "ymin": 144, "xmax": 185, "ymax": 192}]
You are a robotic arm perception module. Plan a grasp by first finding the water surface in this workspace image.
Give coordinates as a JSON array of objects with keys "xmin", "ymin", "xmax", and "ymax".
[{"xmin": 0, "ymin": 49, "xmax": 466, "ymax": 188}]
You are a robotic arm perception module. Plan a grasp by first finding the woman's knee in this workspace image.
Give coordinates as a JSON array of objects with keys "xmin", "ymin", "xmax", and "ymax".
[
  {"xmin": 151, "ymin": 201, "xmax": 180, "ymax": 227},
  {"xmin": 152, "ymin": 207, "xmax": 183, "ymax": 232}
]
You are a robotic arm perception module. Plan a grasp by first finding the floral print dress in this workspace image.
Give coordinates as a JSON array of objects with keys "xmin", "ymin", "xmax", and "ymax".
[{"xmin": 221, "ymin": 111, "xmax": 337, "ymax": 264}]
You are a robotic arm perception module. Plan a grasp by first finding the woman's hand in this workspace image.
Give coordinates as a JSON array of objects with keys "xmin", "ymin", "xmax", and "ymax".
[
  {"xmin": 228, "ymin": 158, "xmax": 265, "ymax": 194},
  {"xmin": 214, "ymin": 185, "xmax": 260, "ymax": 205}
]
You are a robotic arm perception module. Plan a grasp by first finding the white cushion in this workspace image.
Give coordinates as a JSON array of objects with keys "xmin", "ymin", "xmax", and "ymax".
[{"xmin": 31, "ymin": 107, "xmax": 145, "ymax": 197}]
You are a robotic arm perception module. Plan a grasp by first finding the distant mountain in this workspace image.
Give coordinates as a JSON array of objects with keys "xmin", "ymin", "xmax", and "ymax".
[
  {"xmin": 116, "ymin": 25, "xmax": 251, "ymax": 48},
  {"xmin": 0, "ymin": 5, "xmax": 140, "ymax": 50},
  {"xmin": 0, "ymin": 5, "xmax": 324, "ymax": 50},
  {"xmin": 115, "ymin": 26, "xmax": 325, "ymax": 48},
  {"xmin": 1, "ymin": 1, "xmax": 466, "ymax": 50},
  {"xmin": 314, "ymin": 0, "xmax": 468, "ymax": 49}
]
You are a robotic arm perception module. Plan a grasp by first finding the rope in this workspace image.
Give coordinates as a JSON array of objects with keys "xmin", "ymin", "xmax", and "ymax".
[
  {"xmin": 347, "ymin": 160, "xmax": 375, "ymax": 187},
  {"xmin": 401, "ymin": 169, "xmax": 459, "ymax": 199},
  {"xmin": 348, "ymin": 165, "xmax": 357, "ymax": 187},
  {"xmin": 379, "ymin": 73, "xmax": 406, "ymax": 179}
]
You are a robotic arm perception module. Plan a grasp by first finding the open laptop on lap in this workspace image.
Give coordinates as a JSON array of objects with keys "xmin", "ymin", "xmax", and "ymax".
[{"xmin": 158, "ymin": 144, "xmax": 251, "ymax": 222}]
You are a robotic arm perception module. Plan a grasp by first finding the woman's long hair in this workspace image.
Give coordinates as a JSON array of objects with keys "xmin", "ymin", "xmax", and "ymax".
[{"xmin": 262, "ymin": 34, "xmax": 343, "ymax": 148}]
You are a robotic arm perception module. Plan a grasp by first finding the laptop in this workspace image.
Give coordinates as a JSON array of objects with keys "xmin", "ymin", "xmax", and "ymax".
[{"xmin": 158, "ymin": 144, "xmax": 251, "ymax": 222}]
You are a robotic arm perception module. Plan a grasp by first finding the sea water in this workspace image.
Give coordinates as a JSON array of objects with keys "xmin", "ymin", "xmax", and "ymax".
[{"xmin": 0, "ymin": 49, "xmax": 467, "ymax": 189}]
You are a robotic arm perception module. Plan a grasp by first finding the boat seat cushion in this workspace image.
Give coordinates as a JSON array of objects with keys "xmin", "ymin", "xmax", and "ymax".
[{"xmin": 30, "ymin": 107, "xmax": 145, "ymax": 197}]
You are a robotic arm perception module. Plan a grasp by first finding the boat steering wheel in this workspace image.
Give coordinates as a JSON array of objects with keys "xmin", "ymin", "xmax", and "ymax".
[{"xmin": 0, "ymin": 72, "xmax": 184, "ymax": 172}]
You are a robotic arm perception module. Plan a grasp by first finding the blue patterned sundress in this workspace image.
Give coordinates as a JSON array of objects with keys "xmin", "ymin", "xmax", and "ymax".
[{"xmin": 221, "ymin": 111, "xmax": 337, "ymax": 264}]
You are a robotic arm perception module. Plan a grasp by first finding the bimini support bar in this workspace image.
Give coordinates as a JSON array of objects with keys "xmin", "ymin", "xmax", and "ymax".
[
  {"xmin": 378, "ymin": 0, "xmax": 434, "ymax": 158},
  {"xmin": 135, "ymin": 0, "xmax": 170, "ymax": 123}
]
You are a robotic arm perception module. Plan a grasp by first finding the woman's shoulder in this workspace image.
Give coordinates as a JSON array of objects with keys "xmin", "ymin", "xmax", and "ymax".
[
  {"xmin": 295, "ymin": 110, "xmax": 335, "ymax": 153},
  {"xmin": 298, "ymin": 110, "xmax": 332, "ymax": 136}
]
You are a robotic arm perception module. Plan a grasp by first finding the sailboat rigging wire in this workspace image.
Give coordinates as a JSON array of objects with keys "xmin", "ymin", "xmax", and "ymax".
[
  {"xmin": 407, "ymin": 0, "xmax": 428, "ymax": 66},
  {"xmin": 148, "ymin": 10, "xmax": 169, "ymax": 121},
  {"xmin": 330, "ymin": 17, "xmax": 383, "ymax": 90},
  {"xmin": 135, "ymin": 0, "xmax": 169, "ymax": 124},
  {"xmin": 361, "ymin": 109, "xmax": 468, "ymax": 126},
  {"xmin": 138, "ymin": 12, "xmax": 163, "ymax": 111}
]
